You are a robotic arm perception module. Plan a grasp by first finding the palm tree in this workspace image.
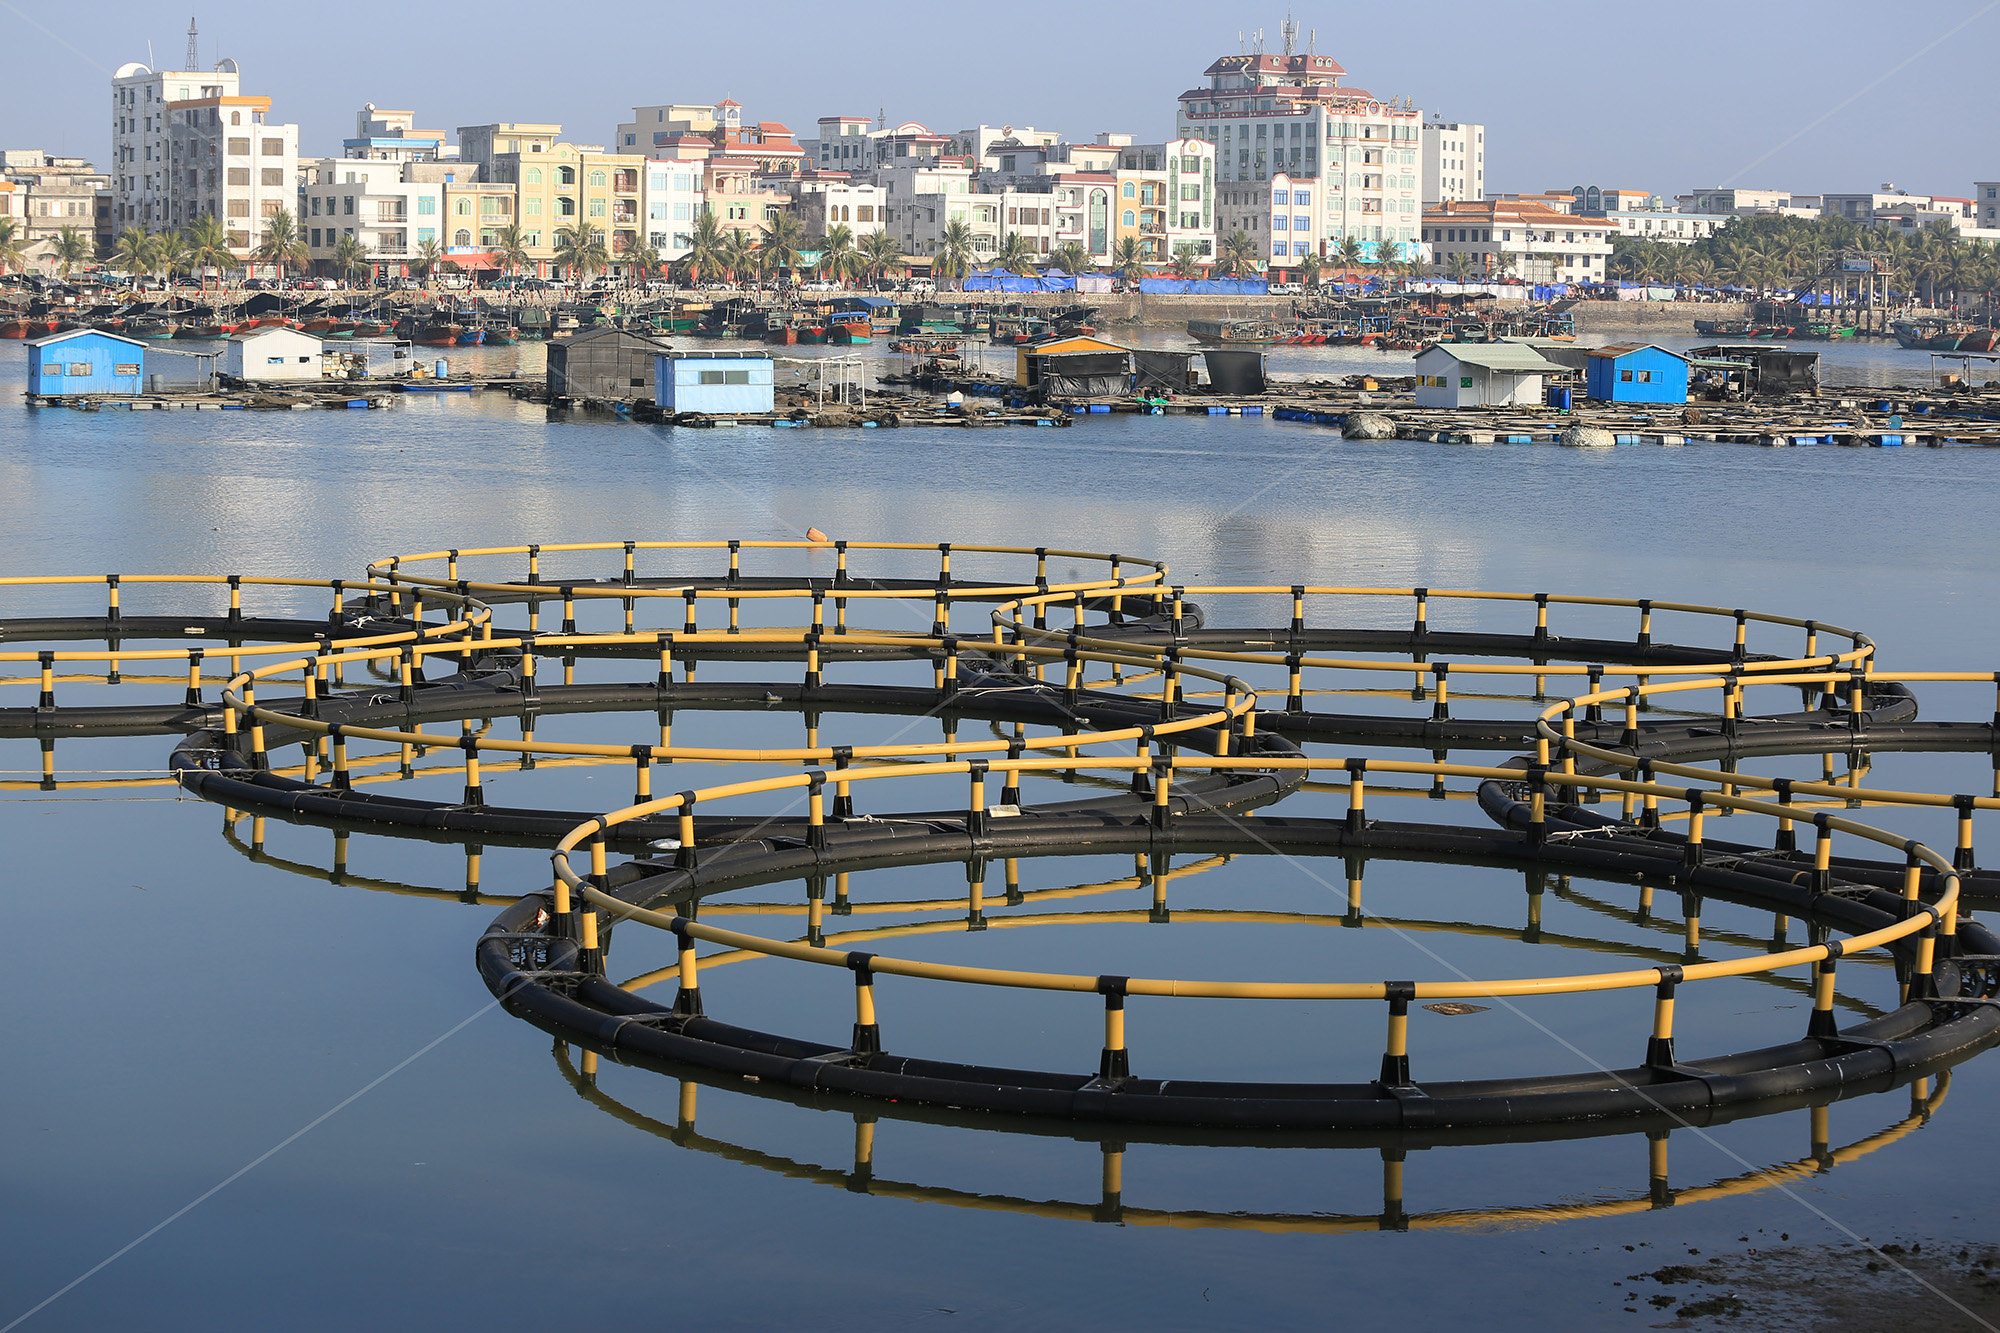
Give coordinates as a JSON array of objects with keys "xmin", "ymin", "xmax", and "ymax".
[
  {"xmin": 48, "ymin": 225, "xmax": 91, "ymax": 279},
  {"xmin": 111, "ymin": 226, "xmax": 157, "ymax": 279},
  {"xmin": 859, "ymin": 229, "xmax": 904, "ymax": 285},
  {"xmin": 252, "ymin": 208, "xmax": 307, "ymax": 281},
  {"xmin": 1372, "ymin": 236, "xmax": 1403, "ymax": 280},
  {"xmin": 492, "ymin": 224, "xmax": 531, "ymax": 282},
  {"xmin": 0, "ymin": 217, "xmax": 27, "ymax": 274},
  {"xmin": 684, "ymin": 210, "xmax": 728, "ymax": 286},
  {"xmin": 553, "ymin": 222, "xmax": 610, "ymax": 293},
  {"xmin": 1168, "ymin": 243, "xmax": 1204, "ymax": 280},
  {"xmin": 1049, "ymin": 239, "xmax": 1093, "ymax": 277},
  {"xmin": 1215, "ymin": 229, "xmax": 1260, "ymax": 277},
  {"xmin": 183, "ymin": 214, "xmax": 233, "ymax": 293},
  {"xmin": 757, "ymin": 210, "xmax": 805, "ymax": 280},
  {"xmin": 995, "ymin": 232, "xmax": 1039, "ymax": 278},
  {"xmin": 619, "ymin": 239, "xmax": 661, "ymax": 286},
  {"xmin": 153, "ymin": 230, "xmax": 191, "ymax": 282},
  {"xmin": 1445, "ymin": 253, "xmax": 1476, "ymax": 284},
  {"xmin": 330, "ymin": 232, "xmax": 373, "ymax": 288},
  {"xmin": 817, "ymin": 223, "xmax": 858, "ymax": 288},
  {"xmin": 931, "ymin": 220, "xmax": 976, "ymax": 291},
  {"xmin": 1334, "ymin": 235, "xmax": 1366, "ymax": 285},
  {"xmin": 719, "ymin": 230, "xmax": 761, "ymax": 286},
  {"xmin": 1110, "ymin": 235, "xmax": 1148, "ymax": 287},
  {"xmin": 412, "ymin": 235, "xmax": 444, "ymax": 293},
  {"xmin": 1298, "ymin": 252, "xmax": 1322, "ymax": 290}
]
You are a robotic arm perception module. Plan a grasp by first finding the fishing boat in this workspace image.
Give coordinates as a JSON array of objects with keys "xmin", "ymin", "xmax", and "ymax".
[
  {"xmin": 128, "ymin": 317, "xmax": 177, "ymax": 340},
  {"xmin": 549, "ymin": 310, "xmax": 580, "ymax": 337},
  {"xmin": 349, "ymin": 320, "xmax": 388, "ymax": 338},
  {"xmin": 1960, "ymin": 328, "xmax": 1999, "ymax": 354},
  {"xmin": 415, "ymin": 323, "xmax": 464, "ymax": 347},
  {"xmin": 827, "ymin": 312, "xmax": 872, "ymax": 344},
  {"xmin": 516, "ymin": 309, "xmax": 549, "ymax": 340},
  {"xmin": 454, "ymin": 327, "xmax": 487, "ymax": 346},
  {"xmin": 481, "ymin": 325, "xmax": 519, "ymax": 346},
  {"xmin": 990, "ymin": 314, "xmax": 1051, "ymax": 344},
  {"xmin": 1693, "ymin": 318, "xmax": 1753, "ymax": 338},
  {"xmin": 0, "ymin": 317, "xmax": 31, "ymax": 339},
  {"xmin": 1186, "ymin": 318, "xmax": 1287, "ymax": 345},
  {"xmin": 175, "ymin": 322, "xmax": 236, "ymax": 340},
  {"xmin": 299, "ymin": 317, "xmax": 339, "ymax": 334}
]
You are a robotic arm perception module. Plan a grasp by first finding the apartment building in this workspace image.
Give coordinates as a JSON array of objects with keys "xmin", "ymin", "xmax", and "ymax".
[
  {"xmin": 1110, "ymin": 139, "xmax": 1215, "ymax": 261},
  {"xmin": 344, "ymin": 104, "xmax": 448, "ymax": 163},
  {"xmin": 162, "ymin": 92, "xmax": 299, "ymax": 257},
  {"xmin": 111, "ymin": 57, "xmax": 239, "ymax": 230},
  {"xmin": 640, "ymin": 161, "xmax": 707, "ymax": 258},
  {"xmin": 1175, "ymin": 48, "xmax": 1424, "ymax": 258},
  {"xmin": 1422, "ymin": 199, "xmax": 1613, "ymax": 283},
  {"xmin": 793, "ymin": 175, "xmax": 887, "ymax": 240},
  {"xmin": 1977, "ymin": 182, "xmax": 1999, "ymax": 231},
  {"xmin": 0, "ymin": 151, "xmax": 112, "ymax": 258},
  {"xmin": 1684, "ymin": 187, "xmax": 1819, "ymax": 218},
  {"xmin": 1419, "ymin": 120, "xmax": 1483, "ymax": 204},
  {"xmin": 299, "ymin": 157, "xmax": 444, "ymax": 279}
]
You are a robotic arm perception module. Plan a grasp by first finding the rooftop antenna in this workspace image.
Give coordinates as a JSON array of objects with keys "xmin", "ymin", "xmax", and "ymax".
[
  {"xmin": 1308, "ymin": 26, "xmax": 1316, "ymax": 54},
  {"xmin": 1237, "ymin": 29, "xmax": 1246, "ymax": 54},
  {"xmin": 1251, "ymin": 27, "xmax": 1265, "ymax": 54},
  {"xmin": 184, "ymin": 16, "xmax": 199, "ymax": 71},
  {"xmin": 1281, "ymin": 12, "xmax": 1297, "ymax": 56},
  {"xmin": 877, "ymin": 106, "xmax": 885, "ymax": 130}
]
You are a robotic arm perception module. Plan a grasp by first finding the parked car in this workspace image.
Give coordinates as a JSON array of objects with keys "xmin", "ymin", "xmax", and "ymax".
[
  {"xmin": 641, "ymin": 279, "xmax": 672, "ymax": 292},
  {"xmin": 388, "ymin": 277, "xmax": 421, "ymax": 291},
  {"xmin": 1268, "ymin": 281, "xmax": 1303, "ymax": 295}
]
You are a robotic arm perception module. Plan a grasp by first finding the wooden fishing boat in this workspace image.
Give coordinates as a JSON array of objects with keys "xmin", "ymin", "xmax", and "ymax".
[
  {"xmin": 415, "ymin": 323, "xmax": 464, "ymax": 347},
  {"xmin": 454, "ymin": 327, "xmax": 487, "ymax": 345}
]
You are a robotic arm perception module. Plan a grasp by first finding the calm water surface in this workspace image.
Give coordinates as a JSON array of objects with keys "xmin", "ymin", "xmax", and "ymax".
[{"xmin": 2, "ymin": 334, "xmax": 1998, "ymax": 1330}]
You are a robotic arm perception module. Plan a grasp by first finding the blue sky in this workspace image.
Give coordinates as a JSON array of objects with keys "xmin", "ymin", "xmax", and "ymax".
[{"xmin": 5, "ymin": 0, "xmax": 1995, "ymax": 198}]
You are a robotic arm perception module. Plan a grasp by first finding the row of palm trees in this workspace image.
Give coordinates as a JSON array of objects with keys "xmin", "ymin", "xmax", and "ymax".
[
  {"xmin": 1610, "ymin": 215, "xmax": 2000, "ymax": 308},
  {"xmin": 0, "ymin": 217, "xmax": 100, "ymax": 279}
]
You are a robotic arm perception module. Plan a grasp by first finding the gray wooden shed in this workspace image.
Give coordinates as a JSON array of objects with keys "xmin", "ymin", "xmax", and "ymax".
[{"xmin": 545, "ymin": 326, "xmax": 676, "ymax": 402}]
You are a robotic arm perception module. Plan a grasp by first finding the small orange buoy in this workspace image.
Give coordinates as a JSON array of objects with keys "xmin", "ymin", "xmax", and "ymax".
[{"xmin": 806, "ymin": 527, "xmax": 830, "ymax": 543}]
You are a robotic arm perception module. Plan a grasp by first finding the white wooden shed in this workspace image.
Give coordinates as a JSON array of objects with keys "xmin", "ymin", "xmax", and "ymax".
[
  {"xmin": 224, "ymin": 326, "xmax": 325, "ymax": 383},
  {"xmin": 1413, "ymin": 342, "xmax": 1558, "ymax": 408}
]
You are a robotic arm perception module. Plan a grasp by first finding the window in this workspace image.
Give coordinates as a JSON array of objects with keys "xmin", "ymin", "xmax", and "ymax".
[
  {"xmin": 1294, "ymin": 215, "xmax": 1308, "ymax": 231},
  {"xmin": 525, "ymin": 199, "xmax": 542, "ymax": 216},
  {"xmin": 1273, "ymin": 215, "xmax": 1288, "ymax": 230},
  {"xmin": 589, "ymin": 170, "xmax": 606, "ymax": 187},
  {"xmin": 227, "ymin": 199, "xmax": 249, "ymax": 217},
  {"xmin": 454, "ymin": 228, "xmax": 471, "ymax": 245},
  {"xmin": 417, "ymin": 197, "xmax": 435, "ymax": 215},
  {"xmin": 1620, "ymin": 369, "xmax": 1634, "ymax": 382},
  {"xmin": 67, "ymin": 362, "xmax": 91, "ymax": 375},
  {"xmin": 1273, "ymin": 190, "xmax": 1288, "ymax": 206},
  {"xmin": 526, "ymin": 167, "xmax": 542, "ymax": 185},
  {"xmin": 558, "ymin": 166, "xmax": 575, "ymax": 185},
  {"xmin": 455, "ymin": 198, "xmax": 472, "ymax": 215},
  {"xmin": 114, "ymin": 363, "xmax": 140, "ymax": 376},
  {"xmin": 1121, "ymin": 209, "xmax": 1135, "ymax": 226},
  {"xmin": 311, "ymin": 228, "xmax": 321, "ymax": 245},
  {"xmin": 588, "ymin": 198, "xmax": 605, "ymax": 218},
  {"xmin": 227, "ymin": 137, "xmax": 250, "ymax": 155},
  {"xmin": 262, "ymin": 138, "xmax": 283, "ymax": 156},
  {"xmin": 1460, "ymin": 377, "xmax": 1473, "ymax": 389},
  {"xmin": 697, "ymin": 369, "xmax": 753, "ymax": 385},
  {"xmin": 1122, "ymin": 182, "xmax": 1135, "ymax": 198},
  {"xmin": 261, "ymin": 168, "xmax": 283, "ymax": 186}
]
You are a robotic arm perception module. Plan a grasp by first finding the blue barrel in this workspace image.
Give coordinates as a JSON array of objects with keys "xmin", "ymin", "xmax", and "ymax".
[
  {"xmin": 1546, "ymin": 386, "xmax": 1572, "ymax": 411},
  {"xmin": 434, "ymin": 359, "xmax": 449, "ymax": 379}
]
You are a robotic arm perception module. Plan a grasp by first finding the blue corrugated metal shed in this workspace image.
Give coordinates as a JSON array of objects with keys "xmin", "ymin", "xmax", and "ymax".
[
  {"xmin": 654, "ymin": 351, "xmax": 776, "ymax": 414},
  {"xmin": 26, "ymin": 329, "xmax": 148, "ymax": 397},
  {"xmin": 1584, "ymin": 343, "xmax": 1690, "ymax": 404}
]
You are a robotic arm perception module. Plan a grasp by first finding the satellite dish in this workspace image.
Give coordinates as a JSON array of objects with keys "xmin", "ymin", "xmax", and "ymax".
[
  {"xmin": 114, "ymin": 61, "xmax": 152, "ymax": 78},
  {"xmin": 215, "ymin": 56, "xmax": 238, "ymax": 74}
]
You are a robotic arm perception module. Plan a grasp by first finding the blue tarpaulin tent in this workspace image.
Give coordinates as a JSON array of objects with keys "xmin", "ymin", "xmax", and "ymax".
[
  {"xmin": 963, "ymin": 269, "xmax": 1076, "ymax": 293},
  {"xmin": 1136, "ymin": 277, "xmax": 1269, "ymax": 296}
]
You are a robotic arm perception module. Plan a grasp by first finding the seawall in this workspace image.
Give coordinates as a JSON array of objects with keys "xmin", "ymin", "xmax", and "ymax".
[{"xmin": 926, "ymin": 292, "xmax": 1753, "ymax": 333}]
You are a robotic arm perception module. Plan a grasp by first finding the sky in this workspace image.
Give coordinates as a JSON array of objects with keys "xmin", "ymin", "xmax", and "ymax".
[{"xmin": 3, "ymin": 0, "xmax": 1996, "ymax": 199}]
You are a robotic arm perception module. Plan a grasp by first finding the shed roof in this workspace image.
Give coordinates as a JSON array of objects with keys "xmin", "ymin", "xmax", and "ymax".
[
  {"xmin": 1586, "ymin": 342, "xmax": 1689, "ymax": 362},
  {"xmin": 26, "ymin": 327, "xmax": 145, "ymax": 350},
  {"xmin": 1021, "ymin": 335, "xmax": 1127, "ymax": 357},
  {"xmin": 563, "ymin": 326, "xmax": 675, "ymax": 350},
  {"xmin": 1419, "ymin": 342, "xmax": 1557, "ymax": 373}
]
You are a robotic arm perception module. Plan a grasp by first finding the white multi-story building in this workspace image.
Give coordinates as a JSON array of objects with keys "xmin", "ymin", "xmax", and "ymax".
[
  {"xmin": 1422, "ymin": 199, "xmax": 1613, "ymax": 283},
  {"xmin": 1823, "ymin": 188, "xmax": 1929, "ymax": 222},
  {"xmin": 1176, "ymin": 48, "xmax": 1423, "ymax": 264},
  {"xmin": 1976, "ymin": 182, "xmax": 1999, "ymax": 231},
  {"xmin": 1686, "ymin": 187, "xmax": 1820, "ymax": 218},
  {"xmin": 162, "ymin": 92, "xmax": 298, "ymax": 258},
  {"xmin": 1603, "ymin": 210, "xmax": 1730, "ymax": 244},
  {"xmin": 1420, "ymin": 120, "xmax": 1483, "ymax": 204},
  {"xmin": 639, "ymin": 160, "xmax": 707, "ymax": 258},
  {"xmin": 344, "ymin": 104, "xmax": 448, "ymax": 163},
  {"xmin": 111, "ymin": 57, "xmax": 240, "ymax": 231},
  {"xmin": 1, "ymin": 151, "xmax": 111, "ymax": 259},
  {"xmin": 792, "ymin": 176, "xmax": 887, "ymax": 240},
  {"xmin": 299, "ymin": 158, "xmax": 443, "ymax": 280}
]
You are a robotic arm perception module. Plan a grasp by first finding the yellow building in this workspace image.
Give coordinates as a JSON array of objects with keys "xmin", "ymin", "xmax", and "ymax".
[{"xmin": 500, "ymin": 143, "xmax": 647, "ymax": 271}]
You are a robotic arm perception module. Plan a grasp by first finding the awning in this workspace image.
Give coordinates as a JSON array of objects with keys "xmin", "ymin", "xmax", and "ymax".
[{"xmin": 438, "ymin": 251, "xmax": 501, "ymax": 270}]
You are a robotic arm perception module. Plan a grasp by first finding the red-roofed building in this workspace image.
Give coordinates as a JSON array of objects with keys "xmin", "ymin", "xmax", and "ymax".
[
  {"xmin": 1176, "ymin": 42, "xmax": 1422, "ymax": 271},
  {"xmin": 1422, "ymin": 200, "xmax": 1613, "ymax": 284}
]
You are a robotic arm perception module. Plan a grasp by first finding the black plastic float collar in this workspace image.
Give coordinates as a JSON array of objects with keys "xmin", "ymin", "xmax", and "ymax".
[
  {"xmin": 1655, "ymin": 963, "xmax": 1683, "ymax": 994},
  {"xmin": 1534, "ymin": 593, "xmax": 1549, "ymax": 639},
  {"xmin": 105, "ymin": 573, "xmax": 120, "ymax": 619},
  {"xmin": 845, "ymin": 951, "xmax": 875, "ymax": 978},
  {"xmin": 1096, "ymin": 975, "xmax": 1129, "ymax": 999},
  {"xmin": 1384, "ymin": 980, "xmax": 1416, "ymax": 1003}
]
